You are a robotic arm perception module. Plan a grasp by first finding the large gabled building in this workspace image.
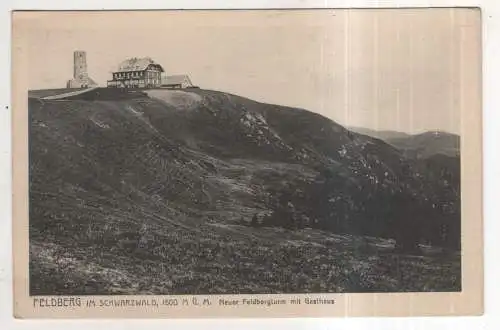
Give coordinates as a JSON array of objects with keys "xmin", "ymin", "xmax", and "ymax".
[{"xmin": 107, "ymin": 57, "xmax": 165, "ymax": 88}]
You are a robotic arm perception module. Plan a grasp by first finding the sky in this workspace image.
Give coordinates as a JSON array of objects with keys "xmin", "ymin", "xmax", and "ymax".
[{"xmin": 15, "ymin": 9, "xmax": 481, "ymax": 134}]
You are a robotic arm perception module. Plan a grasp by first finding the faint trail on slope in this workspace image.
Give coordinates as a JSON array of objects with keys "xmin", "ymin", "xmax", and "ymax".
[
  {"xmin": 41, "ymin": 87, "xmax": 99, "ymax": 100},
  {"xmin": 206, "ymin": 223, "xmax": 267, "ymax": 242}
]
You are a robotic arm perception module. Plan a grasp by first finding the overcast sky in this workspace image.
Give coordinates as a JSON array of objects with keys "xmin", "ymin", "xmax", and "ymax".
[{"xmin": 16, "ymin": 9, "xmax": 480, "ymax": 134}]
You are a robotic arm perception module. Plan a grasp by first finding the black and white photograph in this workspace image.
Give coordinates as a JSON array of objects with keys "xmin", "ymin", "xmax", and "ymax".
[{"xmin": 21, "ymin": 9, "xmax": 470, "ymax": 298}]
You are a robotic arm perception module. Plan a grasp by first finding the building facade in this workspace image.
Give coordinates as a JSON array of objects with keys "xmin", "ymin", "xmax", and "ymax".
[
  {"xmin": 107, "ymin": 57, "xmax": 165, "ymax": 88},
  {"xmin": 66, "ymin": 51, "xmax": 98, "ymax": 88}
]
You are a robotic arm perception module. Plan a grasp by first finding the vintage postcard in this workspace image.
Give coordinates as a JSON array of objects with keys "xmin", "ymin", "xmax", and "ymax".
[{"xmin": 12, "ymin": 8, "xmax": 483, "ymax": 318}]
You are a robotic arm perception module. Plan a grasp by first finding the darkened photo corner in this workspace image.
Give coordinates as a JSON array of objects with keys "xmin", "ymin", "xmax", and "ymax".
[{"xmin": 26, "ymin": 10, "xmax": 462, "ymax": 296}]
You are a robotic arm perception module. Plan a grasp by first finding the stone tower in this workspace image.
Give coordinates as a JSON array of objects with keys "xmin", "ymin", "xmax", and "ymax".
[
  {"xmin": 66, "ymin": 50, "xmax": 98, "ymax": 88},
  {"xmin": 73, "ymin": 51, "xmax": 88, "ymax": 80}
]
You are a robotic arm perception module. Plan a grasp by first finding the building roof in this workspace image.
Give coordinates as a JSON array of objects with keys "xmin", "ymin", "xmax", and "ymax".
[
  {"xmin": 115, "ymin": 57, "xmax": 164, "ymax": 73},
  {"xmin": 162, "ymin": 74, "xmax": 192, "ymax": 85}
]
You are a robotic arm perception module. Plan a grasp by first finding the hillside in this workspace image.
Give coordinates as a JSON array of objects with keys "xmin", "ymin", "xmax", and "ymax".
[{"xmin": 29, "ymin": 88, "xmax": 461, "ymax": 294}]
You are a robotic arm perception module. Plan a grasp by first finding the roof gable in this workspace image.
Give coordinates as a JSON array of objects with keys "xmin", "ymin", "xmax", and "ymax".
[{"xmin": 116, "ymin": 57, "xmax": 164, "ymax": 72}]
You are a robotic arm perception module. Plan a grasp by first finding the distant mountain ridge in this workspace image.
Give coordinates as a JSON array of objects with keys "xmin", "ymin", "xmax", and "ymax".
[
  {"xmin": 349, "ymin": 127, "xmax": 460, "ymax": 159},
  {"xmin": 348, "ymin": 127, "xmax": 412, "ymax": 141}
]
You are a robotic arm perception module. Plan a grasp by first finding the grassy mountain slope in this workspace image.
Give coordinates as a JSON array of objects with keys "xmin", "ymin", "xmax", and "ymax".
[{"xmin": 29, "ymin": 88, "xmax": 461, "ymax": 294}]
